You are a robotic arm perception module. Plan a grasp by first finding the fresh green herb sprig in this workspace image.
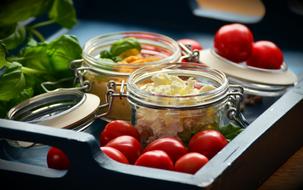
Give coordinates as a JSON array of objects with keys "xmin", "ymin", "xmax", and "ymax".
[{"xmin": 0, "ymin": 0, "xmax": 81, "ymax": 118}]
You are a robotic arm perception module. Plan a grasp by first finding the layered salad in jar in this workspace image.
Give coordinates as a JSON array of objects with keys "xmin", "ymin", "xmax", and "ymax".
[{"xmin": 82, "ymin": 32, "xmax": 181, "ymax": 121}]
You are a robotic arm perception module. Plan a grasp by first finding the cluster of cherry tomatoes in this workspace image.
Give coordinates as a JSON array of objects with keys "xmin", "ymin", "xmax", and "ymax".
[
  {"xmin": 214, "ymin": 23, "xmax": 284, "ymax": 69},
  {"xmin": 47, "ymin": 120, "xmax": 228, "ymax": 174},
  {"xmin": 177, "ymin": 23, "xmax": 284, "ymax": 70}
]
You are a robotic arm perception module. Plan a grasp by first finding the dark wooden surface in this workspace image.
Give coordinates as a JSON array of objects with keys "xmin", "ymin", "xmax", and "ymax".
[{"xmin": 259, "ymin": 146, "xmax": 303, "ymax": 190}]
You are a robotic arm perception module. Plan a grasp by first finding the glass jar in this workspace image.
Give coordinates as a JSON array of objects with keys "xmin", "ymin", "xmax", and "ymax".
[
  {"xmin": 105, "ymin": 63, "xmax": 247, "ymax": 145},
  {"xmin": 76, "ymin": 31, "xmax": 181, "ymax": 121}
]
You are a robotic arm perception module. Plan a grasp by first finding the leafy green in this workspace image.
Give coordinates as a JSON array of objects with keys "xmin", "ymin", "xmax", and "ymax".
[
  {"xmin": 19, "ymin": 35, "xmax": 82, "ymax": 92},
  {"xmin": 1, "ymin": 25, "xmax": 26, "ymax": 50},
  {"xmin": 0, "ymin": 43, "xmax": 6, "ymax": 68},
  {"xmin": 178, "ymin": 123, "xmax": 220, "ymax": 145},
  {"xmin": 100, "ymin": 38, "xmax": 141, "ymax": 62},
  {"xmin": 0, "ymin": 87, "xmax": 33, "ymax": 118},
  {"xmin": 0, "ymin": 0, "xmax": 80, "ymax": 118},
  {"xmin": 178, "ymin": 122, "xmax": 243, "ymax": 144},
  {"xmin": 47, "ymin": 35, "xmax": 82, "ymax": 72},
  {"xmin": 100, "ymin": 50, "xmax": 122, "ymax": 62},
  {"xmin": 110, "ymin": 37, "xmax": 141, "ymax": 56},
  {"xmin": 0, "ymin": 62, "xmax": 26, "ymax": 101},
  {"xmin": 49, "ymin": 0, "xmax": 77, "ymax": 29},
  {"xmin": 12, "ymin": 88, "xmax": 34, "ymax": 105},
  {"xmin": 0, "ymin": 24, "xmax": 17, "ymax": 39},
  {"xmin": 0, "ymin": 35, "xmax": 82, "ymax": 117},
  {"xmin": 0, "ymin": 0, "xmax": 52, "ymax": 26},
  {"xmin": 100, "ymin": 50, "xmax": 114, "ymax": 59},
  {"xmin": 19, "ymin": 42, "xmax": 50, "ymax": 74},
  {"xmin": 20, "ymin": 35, "xmax": 81, "ymax": 76},
  {"xmin": 219, "ymin": 123, "xmax": 244, "ymax": 140},
  {"xmin": 0, "ymin": 0, "xmax": 77, "ymax": 45}
]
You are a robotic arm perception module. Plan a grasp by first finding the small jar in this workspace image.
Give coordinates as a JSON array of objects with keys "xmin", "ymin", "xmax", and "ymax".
[
  {"xmin": 77, "ymin": 32, "xmax": 181, "ymax": 121},
  {"xmin": 106, "ymin": 63, "xmax": 247, "ymax": 145}
]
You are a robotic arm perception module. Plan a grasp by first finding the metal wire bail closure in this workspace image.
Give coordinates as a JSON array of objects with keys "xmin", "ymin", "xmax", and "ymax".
[
  {"xmin": 178, "ymin": 42, "xmax": 200, "ymax": 63},
  {"xmin": 226, "ymin": 85, "xmax": 249, "ymax": 128},
  {"xmin": 40, "ymin": 59, "xmax": 91, "ymax": 93},
  {"xmin": 95, "ymin": 80, "xmax": 127, "ymax": 118},
  {"xmin": 100, "ymin": 79, "xmax": 248, "ymax": 128}
]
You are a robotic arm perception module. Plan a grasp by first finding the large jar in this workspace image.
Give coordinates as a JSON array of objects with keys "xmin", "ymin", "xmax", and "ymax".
[
  {"xmin": 109, "ymin": 63, "xmax": 247, "ymax": 145},
  {"xmin": 77, "ymin": 32, "xmax": 181, "ymax": 121}
]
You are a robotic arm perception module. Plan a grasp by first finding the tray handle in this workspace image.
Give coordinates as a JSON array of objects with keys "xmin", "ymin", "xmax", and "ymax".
[{"xmin": 0, "ymin": 119, "xmax": 102, "ymax": 178}]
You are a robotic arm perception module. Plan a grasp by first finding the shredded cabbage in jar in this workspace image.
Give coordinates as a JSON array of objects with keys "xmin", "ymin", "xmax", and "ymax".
[
  {"xmin": 134, "ymin": 73, "xmax": 218, "ymax": 145},
  {"xmin": 140, "ymin": 73, "xmax": 215, "ymax": 96}
]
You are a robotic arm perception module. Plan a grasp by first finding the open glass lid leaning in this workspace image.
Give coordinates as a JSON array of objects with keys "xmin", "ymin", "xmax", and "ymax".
[
  {"xmin": 8, "ymin": 90, "xmax": 100, "ymax": 132},
  {"xmin": 200, "ymin": 49, "xmax": 297, "ymax": 97}
]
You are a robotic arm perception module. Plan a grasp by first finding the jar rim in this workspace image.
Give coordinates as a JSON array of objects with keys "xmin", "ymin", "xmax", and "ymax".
[
  {"xmin": 200, "ymin": 49, "xmax": 296, "ymax": 96},
  {"xmin": 127, "ymin": 62, "xmax": 230, "ymax": 109},
  {"xmin": 82, "ymin": 31, "xmax": 181, "ymax": 75},
  {"xmin": 7, "ymin": 90, "xmax": 100, "ymax": 129}
]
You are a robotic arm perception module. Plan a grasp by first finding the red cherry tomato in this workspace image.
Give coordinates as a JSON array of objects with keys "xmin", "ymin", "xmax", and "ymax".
[
  {"xmin": 47, "ymin": 147, "xmax": 70, "ymax": 170},
  {"xmin": 100, "ymin": 147, "xmax": 129, "ymax": 164},
  {"xmin": 100, "ymin": 120, "xmax": 140, "ymax": 146},
  {"xmin": 177, "ymin": 39, "xmax": 203, "ymax": 51},
  {"xmin": 135, "ymin": 150, "xmax": 174, "ymax": 170},
  {"xmin": 246, "ymin": 41, "xmax": 284, "ymax": 69},
  {"xmin": 106, "ymin": 135, "xmax": 141, "ymax": 164},
  {"xmin": 175, "ymin": 153, "xmax": 208, "ymax": 174},
  {"xmin": 143, "ymin": 137, "xmax": 187, "ymax": 163},
  {"xmin": 189, "ymin": 130, "xmax": 228, "ymax": 159},
  {"xmin": 214, "ymin": 23, "xmax": 254, "ymax": 63}
]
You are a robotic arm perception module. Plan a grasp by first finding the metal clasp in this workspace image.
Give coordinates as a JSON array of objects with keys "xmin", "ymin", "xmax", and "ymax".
[
  {"xmin": 178, "ymin": 42, "xmax": 200, "ymax": 63},
  {"xmin": 41, "ymin": 59, "xmax": 91, "ymax": 92},
  {"xmin": 226, "ymin": 85, "xmax": 249, "ymax": 128},
  {"xmin": 95, "ymin": 80, "xmax": 127, "ymax": 118},
  {"xmin": 71, "ymin": 59, "xmax": 91, "ymax": 92}
]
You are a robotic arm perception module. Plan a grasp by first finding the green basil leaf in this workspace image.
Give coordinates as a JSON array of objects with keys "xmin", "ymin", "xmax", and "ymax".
[
  {"xmin": 49, "ymin": 0, "xmax": 77, "ymax": 29},
  {"xmin": 16, "ymin": 88, "xmax": 34, "ymax": 103},
  {"xmin": 1, "ymin": 25, "xmax": 26, "ymax": 50},
  {"xmin": 47, "ymin": 34, "xmax": 82, "ymax": 76},
  {"xmin": 219, "ymin": 123, "xmax": 244, "ymax": 140},
  {"xmin": 0, "ymin": 0, "xmax": 52, "ymax": 26},
  {"xmin": 0, "ymin": 24, "xmax": 17, "ymax": 39},
  {"xmin": 20, "ymin": 41, "xmax": 51, "ymax": 74},
  {"xmin": 8, "ymin": 87, "xmax": 34, "ymax": 107},
  {"xmin": 110, "ymin": 37, "xmax": 141, "ymax": 56},
  {"xmin": 100, "ymin": 50, "xmax": 123, "ymax": 62},
  {"xmin": 0, "ymin": 62, "xmax": 26, "ymax": 101},
  {"xmin": 19, "ymin": 35, "xmax": 81, "ymax": 88},
  {"xmin": 100, "ymin": 50, "xmax": 113, "ymax": 59},
  {"xmin": 0, "ymin": 43, "xmax": 6, "ymax": 68},
  {"xmin": 0, "ymin": 101, "xmax": 9, "ymax": 118},
  {"xmin": 0, "ymin": 87, "xmax": 33, "ymax": 118}
]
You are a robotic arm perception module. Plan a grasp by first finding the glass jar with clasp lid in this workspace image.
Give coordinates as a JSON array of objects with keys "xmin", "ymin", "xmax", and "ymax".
[
  {"xmin": 70, "ymin": 31, "xmax": 182, "ymax": 121},
  {"xmin": 102, "ymin": 62, "xmax": 248, "ymax": 145},
  {"xmin": 41, "ymin": 32, "xmax": 200, "ymax": 122}
]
